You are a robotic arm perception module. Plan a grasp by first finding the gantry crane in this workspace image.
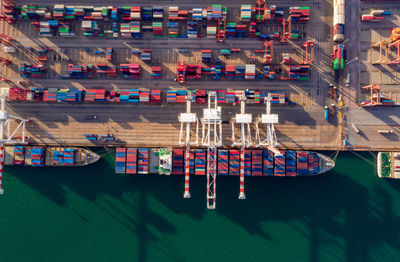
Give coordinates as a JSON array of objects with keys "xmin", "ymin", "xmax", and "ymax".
[
  {"xmin": 280, "ymin": 17, "xmax": 291, "ymax": 43},
  {"xmin": 231, "ymin": 96, "xmax": 252, "ymax": 199},
  {"xmin": 301, "ymin": 40, "xmax": 314, "ymax": 65},
  {"xmin": 255, "ymin": 93, "xmax": 281, "ymax": 155},
  {"xmin": 256, "ymin": 0, "xmax": 266, "ymax": 22},
  {"xmin": 370, "ymin": 36, "xmax": 389, "ymax": 64},
  {"xmin": 359, "ymin": 84, "xmax": 396, "ymax": 107},
  {"xmin": 0, "ymin": 89, "xmax": 29, "ymax": 194},
  {"xmin": 178, "ymin": 93, "xmax": 199, "ymax": 198},
  {"xmin": 201, "ymin": 91, "xmax": 222, "ymax": 209},
  {"xmin": 263, "ymin": 40, "xmax": 273, "ymax": 64},
  {"xmin": 217, "ymin": 18, "xmax": 226, "ymax": 43},
  {"xmin": 388, "ymin": 40, "xmax": 400, "ymax": 65}
]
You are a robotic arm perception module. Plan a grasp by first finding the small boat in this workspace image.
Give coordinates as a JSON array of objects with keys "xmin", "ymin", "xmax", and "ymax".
[
  {"xmin": 377, "ymin": 152, "xmax": 400, "ymax": 178},
  {"xmin": 4, "ymin": 146, "xmax": 100, "ymax": 167}
]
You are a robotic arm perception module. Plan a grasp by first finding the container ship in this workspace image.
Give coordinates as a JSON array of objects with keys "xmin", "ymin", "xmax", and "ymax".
[
  {"xmin": 115, "ymin": 148, "xmax": 335, "ymax": 176},
  {"xmin": 4, "ymin": 146, "xmax": 100, "ymax": 167},
  {"xmin": 377, "ymin": 152, "xmax": 400, "ymax": 179}
]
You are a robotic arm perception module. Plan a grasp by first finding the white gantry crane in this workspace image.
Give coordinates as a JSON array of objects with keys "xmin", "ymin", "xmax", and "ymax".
[
  {"xmin": 201, "ymin": 91, "xmax": 222, "ymax": 209},
  {"xmin": 0, "ymin": 89, "xmax": 29, "ymax": 194},
  {"xmin": 178, "ymin": 93, "xmax": 199, "ymax": 198},
  {"xmin": 231, "ymin": 96, "xmax": 252, "ymax": 199},
  {"xmin": 255, "ymin": 93, "xmax": 281, "ymax": 155}
]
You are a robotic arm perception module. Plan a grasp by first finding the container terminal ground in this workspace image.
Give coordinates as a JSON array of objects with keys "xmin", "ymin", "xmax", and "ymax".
[{"xmin": 1, "ymin": 0, "xmax": 400, "ymax": 151}]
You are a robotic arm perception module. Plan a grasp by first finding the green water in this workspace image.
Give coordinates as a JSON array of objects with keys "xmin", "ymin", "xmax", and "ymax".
[{"xmin": 1, "ymin": 151, "xmax": 400, "ymax": 262}]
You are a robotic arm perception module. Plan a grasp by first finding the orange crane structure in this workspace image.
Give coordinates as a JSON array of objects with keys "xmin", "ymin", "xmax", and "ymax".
[
  {"xmin": 256, "ymin": 0, "xmax": 266, "ymax": 22},
  {"xmin": 217, "ymin": 18, "xmax": 226, "ymax": 43},
  {"xmin": 301, "ymin": 40, "xmax": 314, "ymax": 64},
  {"xmin": 263, "ymin": 40, "xmax": 273, "ymax": 64},
  {"xmin": 280, "ymin": 17, "xmax": 291, "ymax": 43},
  {"xmin": 388, "ymin": 40, "xmax": 400, "ymax": 65},
  {"xmin": 359, "ymin": 84, "xmax": 396, "ymax": 107}
]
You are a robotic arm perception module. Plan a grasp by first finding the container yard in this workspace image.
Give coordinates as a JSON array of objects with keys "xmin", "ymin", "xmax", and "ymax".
[{"xmin": 0, "ymin": 0, "xmax": 400, "ymax": 208}]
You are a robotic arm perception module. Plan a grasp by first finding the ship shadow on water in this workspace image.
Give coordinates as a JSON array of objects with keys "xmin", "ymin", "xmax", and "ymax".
[{"xmin": 6, "ymin": 151, "xmax": 400, "ymax": 262}]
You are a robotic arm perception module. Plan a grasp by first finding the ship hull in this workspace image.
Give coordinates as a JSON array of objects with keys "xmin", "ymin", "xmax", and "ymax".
[{"xmin": 4, "ymin": 146, "xmax": 100, "ymax": 167}]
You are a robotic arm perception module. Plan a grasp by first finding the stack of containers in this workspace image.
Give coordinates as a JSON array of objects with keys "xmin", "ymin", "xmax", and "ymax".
[
  {"xmin": 207, "ymin": 5, "xmax": 224, "ymax": 20},
  {"xmin": 252, "ymin": 150, "xmax": 263, "ymax": 176},
  {"xmin": 63, "ymin": 6, "xmax": 74, "ymax": 19},
  {"xmin": 225, "ymin": 65, "xmax": 235, "ymax": 79},
  {"xmin": 151, "ymin": 66, "xmax": 162, "ymax": 79},
  {"xmin": 289, "ymin": 7, "xmax": 310, "ymax": 23},
  {"xmin": 207, "ymin": 25, "xmax": 217, "ymax": 39},
  {"xmin": 176, "ymin": 90, "xmax": 187, "ymax": 103},
  {"xmin": 120, "ymin": 6, "xmax": 131, "ymax": 21},
  {"xmin": 53, "ymin": 150, "xmax": 63, "ymax": 165},
  {"xmin": 20, "ymin": 63, "xmax": 47, "ymax": 78},
  {"xmin": 129, "ymin": 64, "xmax": 141, "ymax": 78},
  {"xmin": 66, "ymin": 89, "xmax": 83, "ymax": 102},
  {"xmin": 128, "ymin": 89, "xmax": 140, "ymax": 102},
  {"xmin": 195, "ymin": 90, "xmax": 206, "ymax": 103},
  {"xmin": 167, "ymin": 22, "xmax": 178, "ymax": 37},
  {"xmin": 153, "ymin": 6, "xmax": 164, "ymax": 21},
  {"xmin": 275, "ymin": 8, "xmax": 284, "ymax": 22},
  {"xmin": 274, "ymin": 151, "xmax": 286, "ymax": 176},
  {"xmin": 138, "ymin": 148, "xmax": 149, "ymax": 174},
  {"xmin": 201, "ymin": 50, "xmax": 212, "ymax": 62},
  {"xmin": 53, "ymin": 4, "xmax": 65, "ymax": 18},
  {"xmin": 169, "ymin": 6, "xmax": 179, "ymax": 20},
  {"xmin": 249, "ymin": 22, "xmax": 259, "ymax": 38},
  {"xmin": 111, "ymin": 7, "xmax": 118, "ymax": 20},
  {"xmin": 226, "ymin": 23, "xmax": 236, "ymax": 38},
  {"xmin": 120, "ymin": 64, "xmax": 130, "ymax": 77},
  {"xmin": 245, "ymin": 64, "xmax": 256, "ymax": 80},
  {"xmin": 13, "ymin": 146, "xmax": 25, "ymax": 166},
  {"xmin": 56, "ymin": 89, "xmax": 67, "ymax": 101},
  {"xmin": 142, "ymin": 7, "xmax": 153, "ymax": 21},
  {"xmin": 150, "ymin": 90, "xmax": 162, "ymax": 103},
  {"xmin": 141, "ymin": 49, "xmax": 152, "ymax": 61},
  {"xmin": 217, "ymin": 150, "xmax": 229, "ymax": 176},
  {"xmin": 186, "ymin": 150, "xmax": 195, "ymax": 175},
  {"xmin": 178, "ymin": 10, "xmax": 188, "ymax": 20},
  {"xmin": 63, "ymin": 148, "xmax": 74, "ymax": 166},
  {"xmin": 289, "ymin": 65, "xmax": 309, "ymax": 80},
  {"xmin": 59, "ymin": 22, "xmax": 72, "ymax": 37},
  {"xmin": 226, "ymin": 92, "xmax": 235, "ymax": 103},
  {"xmin": 285, "ymin": 150, "xmax": 296, "ymax": 176},
  {"xmin": 115, "ymin": 148, "xmax": 126, "ymax": 174},
  {"xmin": 130, "ymin": 21, "xmax": 142, "ymax": 38},
  {"xmin": 73, "ymin": 6, "xmax": 84, "ymax": 19},
  {"xmin": 236, "ymin": 24, "xmax": 246, "ymax": 38},
  {"xmin": 166, "ymin": 90, "xmax": 176, "ymax": 103},
  {"xmin": 264, "ymin": 66, "xmax": 275, "ymax": 80},
  {"xmin": 263, "ymin": 150, "xmax": 274, "ymax": 176},
  {"xmin": 44, "ymin": 88, "xmax": 57, "ymax": 101},
  {"xmin": 130, "ymin": 5, "xmax": 141, "ymax": 20},
  {"xmin": 313, "ymin": 153, "xmax": 319, "ymax": 174},
  {"xmin": 139, "ymin": 90, "xmax": 150, "ymax": 102},
  {"xmin": 195, "ymin": 149, "xmax": 206, "ymax": 175},
  {"xmin": 120, "ymin": 23, "xmax": 131, "ymax": 37},
  {"xmin": 235, "ymin": 65, "xmax": 245, "ymax": 80},
  {"xmin": 84, "ymin": 89, "xmax": 96, "ymax": 101},
  {"xmin": 240, "ymin": 5, "xmax": 252, "ymax": 21},
  {"xmin": 216, "ymin": 90, "xmax": 225, "ymax": 103},
  {"xmin": 96, "ymin": 64, "xmax": 117, "ymax": 77},
  {"xmin": 82, "ymin": 21, "xmax": 99, "ymax": 37},
  {"xmin": 31, "ymin": 147, "xmax": 45, "ymax": 167},
  {"xmin": 229, "ymin": 150, "xmax": 240, "ymax": 176},
  {"xmin": 296, "ymin": 152, "xmax": 308, "ymax": 175},
  {"xmin": 187, "ymin": 22, "xmax": 198, "ymax": 38},
  {"xmin": 244, "ymin": 150, "xmax": 252, "ymax": 176},
  {"xmin": 94, "ymin": 89, "xmax": 107, "ymax": 101},
  {"xmin": 152, "ymin": 22, "xmax": 163, "ymax": 37},
  {"xmin": 172, "ymin": 148, "xmax": 184, "ymax": 175},
  {"xmin": 126, "ymin": 148, "xmax": 137, "ymax": 174},
  {"xmin": 192, "ymin": 8, "xmax": 203, "ymax": 21},
  {"xmin": 106, "ymin": 48, "xmax": 113, "ymax": 61}
]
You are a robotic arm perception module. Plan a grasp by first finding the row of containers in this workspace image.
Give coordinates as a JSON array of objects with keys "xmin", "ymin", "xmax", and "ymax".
[
  {"xmin": 115, "ymin": 148, "xmax": 320, "ymax": 176},
  {"xmin": 8, "ymin": 88, "xmax": 288, "ymax": 104},
  {"xmin": 17, "ymin": 4, "xmax": 308, "ymax": 23},
  {"xmin": 6, "ymin": 146, "xmax": 77, "ymax": 166},
  {"xmin": 9, "ymin": 146, "xmax": 45, "ymax": 167}
]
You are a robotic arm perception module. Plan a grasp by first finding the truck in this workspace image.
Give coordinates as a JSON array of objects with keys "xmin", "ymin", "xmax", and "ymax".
[{"xmin": 332, "ymin": 44, "xmax": 345, "ymax": 71}]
